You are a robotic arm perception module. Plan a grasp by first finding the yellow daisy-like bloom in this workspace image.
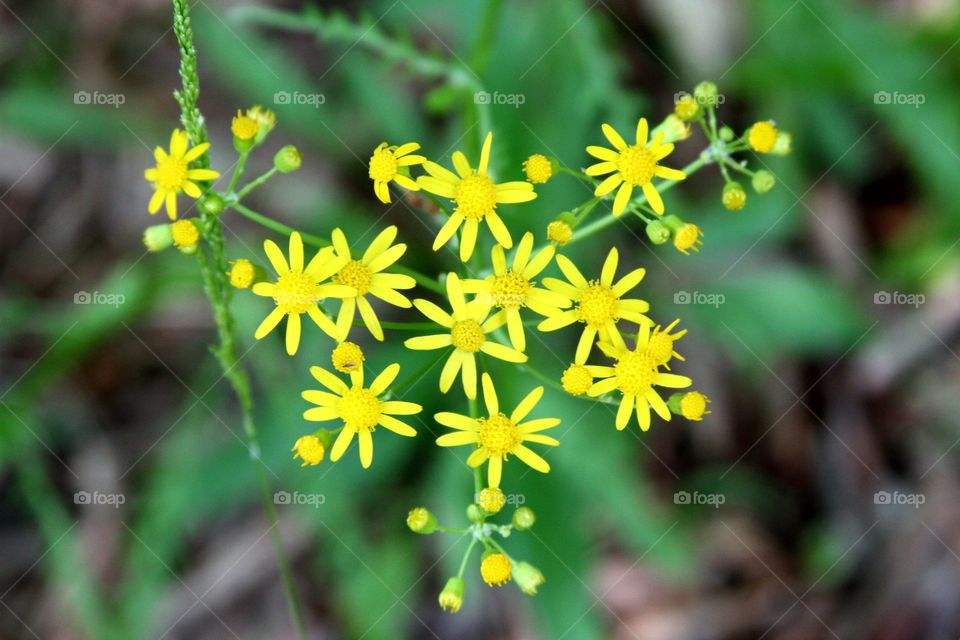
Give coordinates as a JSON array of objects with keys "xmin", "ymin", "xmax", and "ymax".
[
  {"xmin": 461, "ymin": 232, "xmax": 568, "ymax": 351},
  {"xmin": 404, "ymin": 273, "xmax": 526, "ymax": 400},
  {"xmin": 673, "ymin": 223, "xmax": 703, "ymax": 255},
  {"xmin": 478, "ymin": 486, "xmax": 506, "ymax": 514},
  {"xmin": 246, "ymin": 105, "xmax": 276, "ymax": 136},
  {"xmin": 539, "ymin": 247, "xmax": 650, "ymax": 364},
  {"xmin": 418, "ymin": 132, "xmax": 537, "ymax": 262},
  {"xmin": 229, "ymin": 259, "xmax": 256, "ymax": 289},
  {"xmin": 480, "ymin": 553, "xmax": 512, "ymax": 587},
  {"xmin": 231, "ymin": 110, "xmax": 259, "ymax": 141},
  {"xmin": 329, "ymin": 226, "xmax": 417, "ymax": 342},
  {"xmin": 522, "ymin": 154, "xmax": 553, "ymax": 184},
  {"xmin": 292, "ymin": 435, "xmax": 325, "ymax": 467},
  {"xmin": 144, "ymin": 129, "xmax": 220, "ymax": 220},
  {"xmin": 589, "ymin": 322, "xmax": 692, "ymax": 431},
  {"xmin": 170, "ymin": 219, "xmax": 199, "ymax": 248},
  {"xmin": 647, "ymin": 319, "xmax": 686, "ymax": 368},
  {"xmin": 368, "ymin": 142, "xmax": 424, "ymax": 204},
  {"xmin": 546, "ymin": 220, "xmax": 573, "ymax": 246},
  {"xmin": 331, "ymin": 341, "xmax": 364, "ymax": 373},
  {"xmin": 680, "ymin": 391, "xmax": 711, "ymax": 420},
  {"xmin": 302, "ymin": 361, "xmax": 421, "ymax": 468},
  {"xmin": 748, "ymin": 121, "xmax": 778, "ymax": 153},
  {"xmin": 435, "ymin": 373, "xmax": 559, "ymax": 488},
  {"xmin": 561, "ymin": 363, "xmax": 593, "ymax": 396},
  {"xmin": 585, "ymin": 118, "xmax": 686, "ymax": 216},
  {"xmin": 251, "ymin": 232, "xmax": 353, "ymax": 355}
]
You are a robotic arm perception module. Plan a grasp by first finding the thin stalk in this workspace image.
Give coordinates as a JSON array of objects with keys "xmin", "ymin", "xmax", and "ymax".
[
  {"xmin": 457, "ymin": 538, "xmax": 480, "ymax": 578},
  {"xmin": 235, "ymin": 166, "xmax": 278, "ymax": 199}
]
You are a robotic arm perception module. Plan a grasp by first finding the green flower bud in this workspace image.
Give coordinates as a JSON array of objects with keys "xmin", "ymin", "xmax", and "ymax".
[
  {"xmin": 438, "ymin": 577, "xmax": 464, "ymax": 613},
  {"xmin": 722, "ymin": 182, "xmax": 747, "ymax": 211},
  {"xmin": 645, "ymin": 220, "xmax": 671, "ymax": 245},
  {"xmin": 142, "ymin": 224, "xmax": 173, "ymax": 252},
  {"xmin": 771, "ymin": 131, "xmax": 792, "ymax": 155},
  {"xmin": 406, "ymin": 507, "xmax": 437, "ymax": 534},
  {"xmin": 466, "ymin": 503, "xmax": 485, "ymax": 524},
  {"xmin": 512, "ymin": 561, "xmax": 545, "ymax": 595},
  {"xmin": 201, "ymin": 193, "xmax": 225, "ymax": 216},
  {"xmin": 694, "ymin": 81, "xmax": 719, "ymax": 106},
  {"xmin": 751, "ymin": 170, "xmax": 776, "ymax": 194},
  {"xmin": 274, "ymin": 145, "xmax": 302, "ymax": 173},
  {"xmin": 719, "ymin": 126, "xmax": 735, "ymax": 142},
  {"xmin": 667, "ymin": 392, "xmax": 685, "ymax": 415},
  {"xmin": 512, "ymin": 507, "xmax": 536, "ymax": 530}
]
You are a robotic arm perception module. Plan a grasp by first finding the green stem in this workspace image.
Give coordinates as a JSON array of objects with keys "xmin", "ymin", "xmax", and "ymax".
[
  {"xmin": 458, "ymin": 538, "xmax": 480, "ymax": 578},
  {"xmin": 227, "ymin": 149, "xmax": 250, "ymax": 193},
  {"xmin": 235, "ymin": 166, "xmax": 278, "ymax": 199},
  {"xmin": 171, "ymin": 2, "xmax": 306, "ymax": 638}
]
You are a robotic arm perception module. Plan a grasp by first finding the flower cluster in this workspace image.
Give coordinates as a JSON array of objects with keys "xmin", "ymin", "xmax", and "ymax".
[{"xmin": 142, "ymin": 79, "xmax": 787, "ymax": 612}]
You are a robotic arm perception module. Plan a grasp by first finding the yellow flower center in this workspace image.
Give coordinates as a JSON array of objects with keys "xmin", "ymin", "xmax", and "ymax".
[
  {"xmin": 332, "ymin": 341, "xmax": 364, "ymax": 373},
  {"xmin": 749, "ymin": 121, "xmax": 778, "ymax": 153},
  {"xmin": 616, "ymin": 145, "xmax": 657, "ymax": 186},
  {"xmin": 368, "ymin": 146, "xmax": 397, "ymax": 182},
  {"xmin": 523, "ymin": 154, "xmax": 553, "ymax": 184},
  {"xmin": 614, "ymin": 350, "xmax": 659, "ymax": 395},
  {"xmin": 576, "ymin": 282, "xmax": 619, "ymax": 328},
  {"xmin": 478, "ymin": 414, "xmax": 521, "ymax": 457},
  {"xmin": 335, "ymin": 259, "xmax": 372, "ymax": 296},
  {"xmin": 673, "ymin": 224, "xmax": 702, "ymax": 254},
  {"xmin": 547, "ymin": 220, "xmax": 573, "ymax": 246},
  {"xmin": 561, "ymin": 364, "xmax": 593, "ymax": 396},
  {"xmin": 481, "ymin": 553, "xmax": 512, "ymax": 586},
  {"xmin": 170, "ymin": 219, "xmax": 199, "ymax": 248},
  {"xmin": 451, "ymin": 319, "xmax": 485, "ymax": 352},
  {"xmin": 646, "ymin": 332, "xmax": 675, "ymax": 365},
  {"xmin": 155, "ymin": 154, "xmax": 189, "ymax": 191},
  {"xmin": 273, "ymin": 270, "xmax": 318, "ymax": 314},
  {"xmin": 292, "ymin": 435, "xmax": 325, "ymax": 466},
  {"xmin": 680, "ymin": 391, "xmax": 710, "ymax": 420},
  {"xmin": 478, "ymin": 487, "xmax": 506, "ymax": 514},
  {"xmin": 454, "ymin": 174, "xmax": 497, "ymax": 220},
  {"xmin": 231, "ymin": 113, "xmax": 259, "ymax": 140},
  {"xmin": 338, "ymin": 387, "xmax": 381, "ymax": 431},
  {"xmin": 229, "ymin": 259, "xmax": 255, "ymax": 288},
  {"xmin": 491, "ymin": 270, "xmax": 531, "ymax": 309}
]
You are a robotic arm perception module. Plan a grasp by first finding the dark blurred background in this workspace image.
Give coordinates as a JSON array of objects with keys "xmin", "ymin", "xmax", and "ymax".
[{"xmin": 2, "ymin": 0, "xmax": 960, "ymax": 638}]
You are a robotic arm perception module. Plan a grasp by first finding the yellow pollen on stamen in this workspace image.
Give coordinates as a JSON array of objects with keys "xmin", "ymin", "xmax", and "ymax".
[
  {"xmin": 273, "ymin": 271, "xmax": 318, "ymax": 314},
  {"xmin": 616, "ymin": 145, "xmax": 657, "ymax": 186},
  {"xmin": 155, "ymin": 155, "xmax": 189, "ymax": 191},
  {"xmin": 614, "ymin": 350, "xmax": 659, "ymax": 395},
  {"xmin": 368, "ymin": 146, "xmax": 398, "ymax": 182},
  {"xmin": 477, "ymin": 414, "xmax": 521, "ymax": 458},
  {"xmin": 561, "ymin": 364, "xmax": 593, "ymax": 396},
  {"xmin": 450, "ymin": 319, "xmax": 485, "ymax": 352},
  {"xmin": 454, "ymin": 174, "xmax": 497, "ymax": 220},
  {"xmin": 491, "ymin": 270, "xmax": 531, "ymax": 309},
  {"xmin": 335, "ymin": 260, "xmax": 372, "ymax": 295},
  {"xmin": 646, "ymin": 332, "xmax": 674, "ymax": 365},
  {"xmin": 332, "ymin": 341, "xmax": 364, "ymax": 373},
  {"xmin": 338, "ymin": 387, "xmax": 381, "ymax": 431},
  {"xmin": 576, "ymin": 282, "xmax": 619, "ymax": 328}
]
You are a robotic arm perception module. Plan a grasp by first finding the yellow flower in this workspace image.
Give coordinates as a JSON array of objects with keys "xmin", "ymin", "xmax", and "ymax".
[
  {"xmin": 246, "ymin": 105, "xmax": 276, "ymax": 137},
  {"xmin": 368, "ymin": 142, "xmax": 424, "ymax": 203},
  {"xmin": 546, "ymin": 220, "xmax": 573, "ymax": 246},
  {"xmin": 418, "ymin": 132, "xmax": 537, "ymax": 262},
  {"xmin": 478, "ymin": 486, "xmax": 506, "ymax": 514},
  {"xmin": 461, "ymin": 232, "xmax": 568, "ymax": 351},
  {"xmin": 439, "ymin": 577, "xmax": 464, "ymax": 612},
  {"xmin": 170, "ymin": 219, "xmax": 199, "ymax": 248},
  {"xmin": 329, "ymin": 226, "xmax": 417, "ymax": 341},
  {"xmin": 522, "ymin": 154, "xmax": 553, "ymax": 184},
  {"xmin": 251, "ymin": 232, "xmax": 353, "ymax": 355},
  {"xmin": 673, "ymin": 223, "xmax": 703, "ymax": 255},
  {"xmin": 646, "ymin": 319, "xmax": 686, "ymax": 368},
  {"xmin": 539, "ymin": 247, "xmax": 650, "ymax": 364},
  {"xmin": 561, "ymin": 363, "xmax": 593, "ymax": 396},
  {"xmin": 680, "ymin": 391, "xmax": 711, "ymax": 420},
  {"xmin": 231, "ymin": 110, "xmax": 259, "ymax": 141},
  {"xmin": 589, "ymin": 321, "xmax": 692, "ymax": 431},
  {"xmin": 228, "ymin": 259, "xmax": 256, "ymax": 289},
  {"xmin": 748, "ymin": 121, "xmax": 778, "ymax": 153},
  {"xmin": 144, "ymin": 129, "xmax": 220, "ymax": 220},
  {"xmin": 435, "ymin": 373, "xmax": 559, "ymax": 488},
  {"xmin": 331, "ymin": 341, "xmax": 364, "ymax": 373},
  {"xmin": 302, "ymin": 360, "xmax": 421, "ymax": 468},
  {"xmin": 585, "ymin": 118, "xmax": 685, "ymax": 216},
  {"xmin": 404, "ymin": 273, "xmax": 526, "ymax": 399},
  {"xmin": 480, "ymin": 552, "xmax": 512, "ymax": 586},
  {"xmin": 292, "ymin": 435, "xmax": 325, "ymax": 467}
]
